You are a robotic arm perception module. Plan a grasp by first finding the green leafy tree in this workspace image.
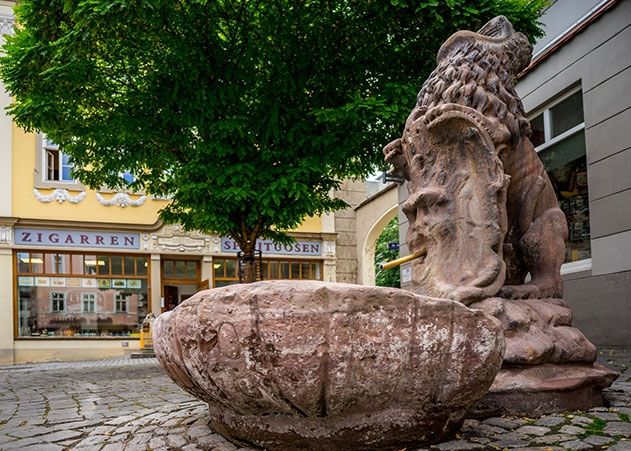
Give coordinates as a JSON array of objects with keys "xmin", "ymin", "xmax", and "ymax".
[
  {"xmin": 0, "ymin": 0, "xmax": 544, "ymax": 281},
  {"xmin": 375, "ymin": 217, "xmax": 401, "ymax": 288}
]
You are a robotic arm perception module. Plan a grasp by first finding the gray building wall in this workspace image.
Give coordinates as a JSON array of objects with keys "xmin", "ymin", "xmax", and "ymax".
[
  {"xmin": 532, "ymin": 0, "xmax": 607, "ymax": 55},
  {"xmin": 516, "ymin": 0, "xmax": 631, "ymax": 346},
  {"xmin": 398, "ymin": 0, "xmax": 631, "ymax": 346}
]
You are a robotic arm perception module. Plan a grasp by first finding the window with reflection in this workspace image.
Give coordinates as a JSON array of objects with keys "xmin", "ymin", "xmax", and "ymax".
[
  {"xmin": 213, "ymin": 257, "xmax": 322, "ymax": 287},
  {"xmin": 162, "ymin": 259, "xmax": 199, "ymax": 280},
  {"xmin": 15, "ymin": 251, "xmax": 149, "ymax": 338},
  {"xmin": 529, "ymin": 88, "xmax": 590, "ymax": 263}
]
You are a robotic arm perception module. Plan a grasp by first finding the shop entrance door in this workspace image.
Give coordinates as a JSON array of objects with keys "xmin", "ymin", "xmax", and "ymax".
[
  {"xmin": 163, "ymin": 285, "xmax": 179, "ymax": 312},
  {"xmin": 161, "ymin": 258, "xmax": 202, "ymax": 313}
]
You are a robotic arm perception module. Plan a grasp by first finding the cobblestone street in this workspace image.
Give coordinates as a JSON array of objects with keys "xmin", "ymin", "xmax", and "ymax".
[{"xmin": 0, "ymin": 348, "xmax": 630, "ymax": 451}]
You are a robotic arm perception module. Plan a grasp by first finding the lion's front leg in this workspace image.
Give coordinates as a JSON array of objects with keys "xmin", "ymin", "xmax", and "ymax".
[{"xmin": 499, "ymin": 207, "xmax": 567, "ymax": 299}]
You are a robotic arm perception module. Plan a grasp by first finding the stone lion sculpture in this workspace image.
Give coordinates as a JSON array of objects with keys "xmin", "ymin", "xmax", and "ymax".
[{"xmin": 384, "ymin": 16, "xmax": 567, "ymax": 304}]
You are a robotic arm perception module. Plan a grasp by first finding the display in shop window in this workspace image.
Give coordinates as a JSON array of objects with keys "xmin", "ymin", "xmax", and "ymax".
[
  {"xmin": 15, "ymin": 251, "xmax": 150, "ymax": 338},
  {"xmin": 530, "ymin": 88, "xmax": 590, "ymax": 265}
]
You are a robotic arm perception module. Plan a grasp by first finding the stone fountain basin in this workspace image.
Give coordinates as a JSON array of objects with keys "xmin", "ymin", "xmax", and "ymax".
[{"xmin": 153, "ymin": 280, "xmax": 504, "ymax": 451}]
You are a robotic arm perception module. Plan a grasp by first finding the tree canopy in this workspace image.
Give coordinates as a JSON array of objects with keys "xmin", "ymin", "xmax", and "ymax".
[{"xmin": 0, "ymin": 0, "xmax": 545, "ymax": 273}]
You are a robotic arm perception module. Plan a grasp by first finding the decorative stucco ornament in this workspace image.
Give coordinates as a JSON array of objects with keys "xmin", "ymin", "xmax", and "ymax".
[
  {"xmin": 384, "ymin": 15, "xmax": 617, "ymax": 415},
  {"xmin": 96, "ymin": 192, "xmax": 146, "ymax": 207},
  {"xmin": 33, "ymin": 188, "xmax": 87, "ymax": 204},
  {"xmin": 0, "ymin": 225, "xmax": 12, "ymax": 245},
  {"xmin": 145, "ymin": 224, "xmax": 212, "ymax": 252}
]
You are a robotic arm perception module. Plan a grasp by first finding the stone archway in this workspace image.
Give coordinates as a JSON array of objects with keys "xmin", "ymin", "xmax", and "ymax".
[{"xmin": 355, "ymin": 184, "xmax": 398, "ymax": 285}]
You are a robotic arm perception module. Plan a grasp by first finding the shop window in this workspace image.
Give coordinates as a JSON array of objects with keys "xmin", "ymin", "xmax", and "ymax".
[
  {"xmin": 529, "ymin": 87, "xmax": 590, "ymax": 265},
  {"xmin": 83, "ymin": 255, "xmax": 99, "ymax": 274},
  {"xmin": 31, "ymin": 253, "xmax": 44, "ymax": 273},
  {"xmin": 97, "ymin": 255, "xmax": 111, "ymax": 275},
  {"xmin": 136, "ymin": 257, "xmax": 147, "ymax": 275},
  {"xmin": 15, "ymin": 251, "xmax": 150, "ymax": 337},
  {"xmin": 123, "ymin": 256, "xmax": 136, "ymax": 275},
  {"xmin": 17, "ymin": 252, "xmax": 31, "ymax": 273},
  {"xmin": 82, "ymin": 293, "xmax": 97, "ymax": 313},
  {"xmin": 51, "ymin": 292, "xmax": 66, "ymax": 312},
  {"xmin": 111, "ymin": 256, "xmax": 123, "ymax": 275},
  {"xmin": 45, "ymin": 253, "xmax": 70, "ymax": 274},
  {"xmin": 71, "ymin": 255, "xmax": 84, "ymax": 275},
  {"xmin": 43, "ymin": 137, "xmax": 74, "ymax": 182},
  {"xmin": 213, "ymin": 259, "xmax": 238, "ymax": 287},
  {"xmin": 213, "ymin": 257, "xmax": 322, "ymax": 287},
  {"xmin": 280, "ymin": 262, "xmax": 290, "ymax": 279}
]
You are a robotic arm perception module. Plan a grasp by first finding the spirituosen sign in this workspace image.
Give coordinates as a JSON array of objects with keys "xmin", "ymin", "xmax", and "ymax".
[
  {"xmin": 221, "ymin": 237, "xmax": 322, "ymax": 256},
  {"xmin": 14, "ymin": 228, "xmax": 141, "ymax": 249}
]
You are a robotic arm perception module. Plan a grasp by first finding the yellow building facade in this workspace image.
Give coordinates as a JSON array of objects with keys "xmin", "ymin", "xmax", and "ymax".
[{"xmin": 0, "ymin": 3, "xmax": 342, "ymax": 364}]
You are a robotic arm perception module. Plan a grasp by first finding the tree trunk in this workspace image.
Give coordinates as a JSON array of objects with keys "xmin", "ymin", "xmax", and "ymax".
[
  {"xmin": 240, "ymin": 245, "xmax": 258, "ymax": 283},
  {"xmin": 233, "ymin": 218, "xmax": 264, "ymax": 284}
]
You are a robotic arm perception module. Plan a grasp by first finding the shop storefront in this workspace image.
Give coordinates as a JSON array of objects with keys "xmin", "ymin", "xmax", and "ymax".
[
  {"xmin": 12, "ymin": 227, "xmax": 151, "ymax": 341},
  {"xmin": 2, "ymin": 223, "xmax": 337, "ymax": 363}
]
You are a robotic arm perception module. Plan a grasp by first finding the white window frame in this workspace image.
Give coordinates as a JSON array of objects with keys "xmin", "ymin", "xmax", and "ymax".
[
  {"xmin": 81, "ymin": 292, "xmax": 97, "ymax": 313},
  {"xmin": 529, "ymin": 86, "xmax": 590, "ymax": 275},
  {"xmin": 50, "ymin": 292, "xmax": 66, "ymax": 312},
  {"xmin": 42, "ymin": 136, "xmax": 76, "ymax": 183},
  {"xmin": 115, "ymin": 293, "xmax": 129, "ymax": 313}
]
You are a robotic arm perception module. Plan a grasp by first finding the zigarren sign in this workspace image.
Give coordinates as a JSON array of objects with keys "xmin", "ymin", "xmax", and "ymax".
[{"xmin": 14, "ymin": 228, "xmax": 140, "ymax": 249}]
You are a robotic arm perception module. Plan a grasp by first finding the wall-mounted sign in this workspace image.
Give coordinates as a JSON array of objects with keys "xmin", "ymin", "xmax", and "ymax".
[
  {"xmin": 14, "ymin": 228, "xmax": 140, "ymax": 249},
  {"xmin": 221, "ymin": 237, "xmax": 322, "ymax": 256}
]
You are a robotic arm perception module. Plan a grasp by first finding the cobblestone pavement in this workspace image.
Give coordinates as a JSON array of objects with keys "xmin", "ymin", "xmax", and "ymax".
[{"xmin": 0, "ymin": 348, "xmax": 630, "ymax": 451}]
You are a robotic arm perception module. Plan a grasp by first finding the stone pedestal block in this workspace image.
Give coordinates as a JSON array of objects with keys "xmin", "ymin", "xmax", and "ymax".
[{"xmin": 470, "ymin": 297, "xmax": 618, "ymax": 416}]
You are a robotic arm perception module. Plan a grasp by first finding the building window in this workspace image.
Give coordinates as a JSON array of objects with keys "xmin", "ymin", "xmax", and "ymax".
[
  {"xmin": 163, "ymin": 259, "xmax": 199, "ymax": 280},
  {"xmin": 213, "ymin": 257, "xmax": 322, "ymax": 287},
  {"xmin": 43, "ymin": 137, "xmax": 74, "ymax": 182},
  {"xmin": 82, "ymin": 293, "xmax": 97, "ymax": 313},
  {"xmin": 122, "ymin": 171, "xmax": 135, "ymax": 184},
  {"xmin": 115, "ymin": 293, "xmax": 129, "ymax": 313},
  {"xmin": 530, "ymin": 87, "xmax": 590, "ymax": 264},
  {"xmin": 15, "ymin": 251, "xmax": 149, "ymax": 338},
  {"xmin": 51, "ymin": 292, "xmax": 66, "ymax": 312}
]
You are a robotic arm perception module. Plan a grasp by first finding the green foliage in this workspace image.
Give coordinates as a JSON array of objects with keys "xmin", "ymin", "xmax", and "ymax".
[
  {"xmin": 584, "ymin": 418, "xmax": 607, "ymax": 435},
  {"xmin": 375, "ymin": 217, "xmax": 400, "ymax": 288},
  {"xmin": 0, "ymin": 0, "xmax": 545, "ymax": 257},
  {"xmin": 619, "ymin": 413, "xmax": 630, "ymax": 423}
]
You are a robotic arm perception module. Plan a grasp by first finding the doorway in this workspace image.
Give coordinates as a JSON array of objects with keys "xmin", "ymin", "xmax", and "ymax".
[{"xmin": 161, "ymin": 258, "xmax": 202, "ymax": 313}]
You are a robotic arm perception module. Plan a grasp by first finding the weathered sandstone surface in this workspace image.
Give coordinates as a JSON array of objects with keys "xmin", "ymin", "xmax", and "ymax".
[
  {"xmin": 154, "ymin": 280, "xmax": 504, "ymax": 450},
  {"xmin": 470, "ymin": 297, "xmax": 618, "ymax": 415}
]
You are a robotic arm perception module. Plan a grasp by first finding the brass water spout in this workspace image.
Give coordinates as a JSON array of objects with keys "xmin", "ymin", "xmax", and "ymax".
[{"xmin": 380, "ymin": 250, "xmax": 426, "ymax": 270}]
